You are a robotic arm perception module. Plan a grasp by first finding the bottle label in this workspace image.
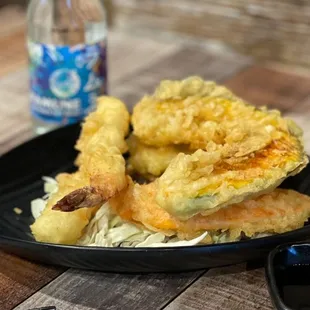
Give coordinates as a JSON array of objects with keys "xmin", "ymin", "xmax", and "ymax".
[{"xmin": 28, "ymin": 40, "xmax": 107, "ymax": 124}]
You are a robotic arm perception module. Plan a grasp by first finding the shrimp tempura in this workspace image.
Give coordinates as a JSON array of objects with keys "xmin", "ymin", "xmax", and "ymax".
[{"xmin": 31, "ymin": 97, "xmax": 130, "ymax": 244}]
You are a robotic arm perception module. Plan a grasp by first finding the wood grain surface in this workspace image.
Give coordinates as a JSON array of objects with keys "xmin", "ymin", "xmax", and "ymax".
[
  {"xmin": 0, "ymin": 252, "xmax": 65, "ymax": 310},
  {"xmin": 164, "ymin": 265, "xmax": 273, "ymax": 310},
  {"xmin": 113, "ymin": 0, "xmax": 310, "ymax": 67},
  {"xmin": 225, "ymin": 65, "xmax": 310, "ymax": 111},
  {"xmin": 14, "ymin": 270, "xmax": 204, "ymax": 310},
  {"xmin": 113, "ymin": 46, "xmax": 251, "ymax": 110},
  {"xmin": 0, "ymin": 6, "xmax": 26, "ymax": 77},
  {"xmin": 224, "ymin": 65, "xmax": 310, "ymax": 154}
]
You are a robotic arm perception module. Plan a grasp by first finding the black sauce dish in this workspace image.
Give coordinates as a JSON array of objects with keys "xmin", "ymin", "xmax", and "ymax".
[{"xmin": 265, "ymin": 243, "xmax": 310, "ymax": 310}]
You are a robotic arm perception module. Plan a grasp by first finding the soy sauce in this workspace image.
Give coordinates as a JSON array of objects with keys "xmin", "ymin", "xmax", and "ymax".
[{"xmin": 275, "ymin": 264, "xmax": 310, "ymax": 310}]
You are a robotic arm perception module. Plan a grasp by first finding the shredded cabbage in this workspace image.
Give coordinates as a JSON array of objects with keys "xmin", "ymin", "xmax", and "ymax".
[
  {"xmin": 142, "ymin": 231, "xmax": 209, "ymax": 248},
  {"xmin": 31, "ymin": 177, "xmax": 58, "ymax": 219},
  {"xmin": 31, "ymin": 177, "xmax": 211, "ymax": 247},
  {"xmin": 31, "ymin": 198, "xmax": 46, "ymax": 219}
]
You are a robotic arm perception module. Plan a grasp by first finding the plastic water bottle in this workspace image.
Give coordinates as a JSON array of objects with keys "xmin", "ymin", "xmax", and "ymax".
[{"xmin": 27, "ymin": 0, "xmax": 108, "ymax": 135}]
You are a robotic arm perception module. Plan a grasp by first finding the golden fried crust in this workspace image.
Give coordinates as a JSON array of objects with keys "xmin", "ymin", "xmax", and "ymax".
[
  {"xmin": 184, "ymin": 189, "xmax": 310, "ymax": 234},
  {"xmin": 131, "ymin": 76, "xmax": 308, "ymax": 219},
  {"xmin": 109, "ymin": 177, "xmax": 178, "ymax": 236},
  {"xmin": 76, "ymin": 97, "xmax": 129, "ymax": 155},
  {"xmin": 31, "ymin": 97, "xmax": 130, "ymax": 245},
  {"xmin": 31, "ymin": 172, "xmax": 98, "ymax": 244},
  {"xmin": 127, "ymin": 134, "xmax": 190, "ymax": 178},
  {"xmin": 110, "ymin": 181, "xmax": 310, "ymax": 243},
  {"xmin": 32, "ymin": 78, "xmax": 310, "ymax": 245},
  {"xmin": 156, "ymin": 132, "xmax": 308, "ymax": 219},
  {"xmin": 132, "ymin": 77, "xmax": 257, "ymax": 149}
]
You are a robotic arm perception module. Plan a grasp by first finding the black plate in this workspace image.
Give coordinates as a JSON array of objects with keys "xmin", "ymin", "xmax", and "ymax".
[{"xmin": 1, "ymin": 124, "xmax": 310, "ymax": 273}]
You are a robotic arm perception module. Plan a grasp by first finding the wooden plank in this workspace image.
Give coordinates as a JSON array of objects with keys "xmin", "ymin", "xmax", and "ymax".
[
  {"xmin": 164, "ymin": 265, "xmax": 273, "ymax": 310},
  {"xmin": 224, "ymin": 65, "xmax": 310, "ymax": 111},
  {"xmin": 284, "ymin": 90, "xmax": 310, "ymax": 151},
  {"xmin": 113, "ymin": 0, "xmax": 310, "ymax": 67},
  {"xmin": 0, "ymin": 251, "xmax": 65, "ymax": 310},
  {"xmin": 0, "ymin": 89, "xmax": 32, "ymax": 155},
  {"xmin": 283, "ymin": 110, "xmax": 310, "ymax": 154},
  {"xmin": 287, "ymin": 94, "xmax": 310, "ymax": 113},
  {"xmin": 266, "ymin": 61, "xmax": 310, "ymax": 80},
  {"xmin": 0, "ymin": 26, "xmax": 27, "ymax": 77},
  {"xmin": 0, "ymin": 6, "xmax": 25, "ymax": 36},
  {"xmin": 112, "ymin": 46, "xmax": 251, "ymax": 110},
  {"xmin": 108, "ymin": 29, "xmax": 181, "ymax": 86},
  {"xmin": 0, "ymin": 70, "xmax": 29, "ymax": 95},
  {"xmin": 14, "ymin": 269, "xmax": 204, "ymax": 310}
]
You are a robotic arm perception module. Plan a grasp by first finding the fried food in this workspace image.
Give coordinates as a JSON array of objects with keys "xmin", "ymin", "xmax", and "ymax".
[
  {"xmin": 132, "ymin": 76, "xmax": 300, "ymax": 150},
  {"xmin": 75, "ymin": 96, "xmax": 129, "ymax": 166},
  {"xmin": 31, "ymin": 97, "xmax": 130, "ymax": 244},
  {"xmin": 131, "ymin": 77, "xmax": 308, "ymax": 219},
  {"xmin": 156, "ymin": 134, "xmax": 307, "ymax": 220},
  {"xmin": 31, "ymin": 171, "xmax": 97, "ymax": 244},
  {"xmin": 31, "ymin": 77, "xmax": 310, "ymax": 247},
  {"xmin": 127, "ymin": 134, "xmax": 189, "ymax": 178},
  {"xmin": 183, "ymin": 188, "xmax": 310, "ymax": 242},
  {"xmin": 110, "ymin": 180, "xmax": 310, "ymax": 244}
]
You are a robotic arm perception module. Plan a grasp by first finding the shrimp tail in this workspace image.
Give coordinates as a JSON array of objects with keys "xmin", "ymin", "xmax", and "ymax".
[{"xmin": 52, "ymin": 186, "xmax": 104, "ymax": 212}]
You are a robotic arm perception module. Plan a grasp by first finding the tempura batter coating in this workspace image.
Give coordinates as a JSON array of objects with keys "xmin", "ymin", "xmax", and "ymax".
[
  {"xmin": 182, "ymin": 188, "xmax": 310, "ymax": 241},
  {"xmin": 110, "ymin": 181, "xmax": 310, "ymax": 243},
  {"xmin": 31, "ymin": 172, "xmax": 97, "ymax": 244},
  {"xmin": 31, "ymin": 97, "xmax": 130, "ymax": 244},
  {"xmin": 32, "ymin": 78, "xmax": 310, "ymax": 246},
  {"xmin": 75, "ymin": 96, "xmax": 130, "ymax": 166},
  {"xmin": 156, "ymin": 134, "xmax": 307, "ymax": 220},
  {"xmin": 132, "ymin": 76, "xmax": 300, "ymax": 150},
  {"xmin": 127, "ymin": 134, "xmax": 189, "ymax": 178},
  {"xmin": 132, "ymin": 77, "xmax": 308, "ymax": 219}
]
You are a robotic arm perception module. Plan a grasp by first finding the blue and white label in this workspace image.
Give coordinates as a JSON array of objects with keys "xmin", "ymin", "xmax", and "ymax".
[{"xmin": 28, "ymin": 40, "xmax": 107, "ymax": 124}]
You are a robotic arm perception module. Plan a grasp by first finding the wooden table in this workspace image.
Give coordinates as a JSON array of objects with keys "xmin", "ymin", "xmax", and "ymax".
[{"xmin": 2, "ymin": 6, "xmax": 310, "ymax": 310}]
